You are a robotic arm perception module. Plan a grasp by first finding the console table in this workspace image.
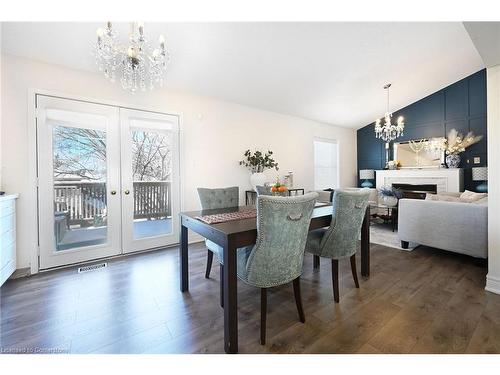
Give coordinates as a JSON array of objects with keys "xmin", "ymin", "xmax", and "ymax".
[
  {"xmin": 245, "ymin": 188, "xmax": 305, "ymax": 205},
  {"xmin": 371, "ymin": 203, "xmax": 398, "ymax": 232}
]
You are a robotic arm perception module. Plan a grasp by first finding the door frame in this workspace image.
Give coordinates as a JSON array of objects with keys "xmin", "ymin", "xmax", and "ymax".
[{"xmin": 27, "ymin": 89, "xmax": 183, "ymax": 274}]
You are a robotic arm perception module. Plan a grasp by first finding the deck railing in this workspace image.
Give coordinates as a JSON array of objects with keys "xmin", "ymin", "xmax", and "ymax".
[{"xmin": 54, "ymin": 181, "xmax": 171, "ymax": 225}]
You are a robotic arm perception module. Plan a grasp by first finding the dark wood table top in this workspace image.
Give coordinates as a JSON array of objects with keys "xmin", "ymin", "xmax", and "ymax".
[{"xmin": 180, "ymin": 203, "xmax": 333, "ymax": 237}]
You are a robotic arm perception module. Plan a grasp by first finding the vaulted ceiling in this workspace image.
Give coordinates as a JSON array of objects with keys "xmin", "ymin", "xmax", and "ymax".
[{"xmin": 1, "ymin": 22, "xmax": 485, "ymax": 128}]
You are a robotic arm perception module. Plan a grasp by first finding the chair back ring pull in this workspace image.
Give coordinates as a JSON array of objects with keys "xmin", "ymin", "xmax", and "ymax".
[{"xmin": 287, "ymin": 213, "xmax": 303, "ymax": 221}]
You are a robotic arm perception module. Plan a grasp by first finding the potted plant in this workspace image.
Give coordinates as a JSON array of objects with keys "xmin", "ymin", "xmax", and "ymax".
[
  {"xmin": 378, "ymin": 186, "xmax": 403, "ymax": 207},
  {"xmin": 429, "ymin": 129, "xmax": 483, "ymax": 168},
  {"xmin": 239, "ymin": 150, "xmax": 279, "ymax": 190}
]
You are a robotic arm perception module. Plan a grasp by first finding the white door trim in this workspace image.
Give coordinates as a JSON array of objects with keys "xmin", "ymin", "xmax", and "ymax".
[{"xmin": 27, "ymin": 88, "xmax": 184, "ymax": 274}]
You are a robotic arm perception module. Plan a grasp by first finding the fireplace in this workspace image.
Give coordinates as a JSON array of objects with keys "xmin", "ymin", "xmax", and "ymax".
[
  {"xmin": 376, "ymin": 169, "xmax": 463, "ymax": 193},
  {"xmin": 392, "ymin": 183, "xmax": 437, "ymax": 199}
]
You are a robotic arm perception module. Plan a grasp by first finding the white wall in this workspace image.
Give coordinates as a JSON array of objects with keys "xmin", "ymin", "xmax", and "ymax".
[
  {"xmin": 486, "ymin": 64, "xmax": 500, "ymax": 294},
  {"xmin": 0, "ymin": 23, "xmax": 3, "ymax": 188},
  {"xmin": 0, "ymin": 54, "xmax": 357, "ymax": 271}
]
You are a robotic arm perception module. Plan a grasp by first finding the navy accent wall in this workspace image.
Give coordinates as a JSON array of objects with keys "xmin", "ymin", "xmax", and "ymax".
[{"xmin": 357, "ymin": 69, "xmax": 487, "ymax": 191}]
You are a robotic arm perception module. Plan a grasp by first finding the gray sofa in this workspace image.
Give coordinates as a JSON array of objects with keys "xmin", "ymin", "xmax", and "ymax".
[{"xmin": 398, "ymin": 193, "xmax": 488, "ymax": 258}]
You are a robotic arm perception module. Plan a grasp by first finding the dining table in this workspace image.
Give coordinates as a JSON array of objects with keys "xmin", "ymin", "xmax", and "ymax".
[{"xmin": 179, "ymin": 203, "xmax": 371, "ymax": 354}]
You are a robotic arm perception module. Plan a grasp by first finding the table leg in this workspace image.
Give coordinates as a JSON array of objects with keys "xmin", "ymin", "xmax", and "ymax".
[
  {"xmin": 223, "ymin": 236, "xmax": 238, "ymax": 353},
  {"xmin": 313, "ymin": 255, "xmax": 320, "ymax": 269},
  {"xmin": 180, "ymin": 221, "xmax": 189, "ymax": 292},
  {"xmin": 361, "ymin": 205, "xmax": 370, "ymax": 277}
]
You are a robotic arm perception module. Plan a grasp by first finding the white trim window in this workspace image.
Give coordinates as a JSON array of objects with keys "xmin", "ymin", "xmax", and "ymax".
[{"xmin": 314, "ymin": 139, "xmax": 339, "ymax": 190}]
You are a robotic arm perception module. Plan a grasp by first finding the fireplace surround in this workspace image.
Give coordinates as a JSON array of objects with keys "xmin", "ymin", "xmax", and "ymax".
[
  {"xmin": 392, "ymin": 183, "xmax": 437, "ymax": 199},
  {"xmin": 375, "ymin": 169, "xmax": 463, "ymax": 193}
]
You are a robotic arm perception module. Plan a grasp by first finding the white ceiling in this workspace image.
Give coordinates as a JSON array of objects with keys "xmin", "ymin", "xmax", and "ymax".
[
  {"xmin": 1, "ymin": 22, "xmax": 485, "ymax": 128},
  {"xmin": 464, "ymin": 22, "xmax": 500, "ymax": 68}
]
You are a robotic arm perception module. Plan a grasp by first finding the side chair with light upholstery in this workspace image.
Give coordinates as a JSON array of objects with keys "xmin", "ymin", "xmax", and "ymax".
[
  {"xmin": 236, "ymin": 192, "xmax": 318, "ymax": 345},
  {"xmin": 197, "ymin": 187, "xmax": 239, "ymax": 306},
  {"xmin": 255, "ymin": 185, "xmax": 272, "ymax": 196},
  {"xmin": 305, "ymin": 189, "xmax": 370, "ymax": 303}
]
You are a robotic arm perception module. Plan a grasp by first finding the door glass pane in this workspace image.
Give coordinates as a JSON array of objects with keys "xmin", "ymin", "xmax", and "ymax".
[
  {"xmin": 53, "ymin": 125, "xmax": 108, "ymax": 251},
  {"xmin": 131, "ymin": 129, "xmax": 172, "ymax": 239}
]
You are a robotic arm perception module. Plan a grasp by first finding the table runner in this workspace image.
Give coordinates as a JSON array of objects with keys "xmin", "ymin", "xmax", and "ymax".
[{"xmin": 196, "ymin": 208, "xmax": 257, "ymax": 224}]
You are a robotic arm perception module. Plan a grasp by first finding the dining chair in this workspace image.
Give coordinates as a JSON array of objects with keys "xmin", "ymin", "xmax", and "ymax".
[
  {"xmin": 236, "ymin": 192, "xmax": 318, "ymax": 344},
  {"xmin": 255, "ymin": 185, "xmax": 272, "ymax": 196},
  {"xmin": 197, "ymin": 187, "xmax": 239, "ymax": 289},
  {"xmin": 305, "ymin": 189, "xmax": 370, "ymax": 303}
]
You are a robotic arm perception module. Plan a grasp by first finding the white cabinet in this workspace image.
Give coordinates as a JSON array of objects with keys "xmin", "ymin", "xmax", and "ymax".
[{"xmin": 0, "ymin": 194, "xmax": 18, "ymax": 287}]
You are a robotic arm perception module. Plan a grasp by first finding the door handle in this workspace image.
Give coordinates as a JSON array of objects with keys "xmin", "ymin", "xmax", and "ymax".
[
  {"xmin": 124, "ymin": 189, "xmax": 130, "ymax": 195},
  {"xmin": 110, "ymin": 190, "xmax": 117, "ymax": 195}
]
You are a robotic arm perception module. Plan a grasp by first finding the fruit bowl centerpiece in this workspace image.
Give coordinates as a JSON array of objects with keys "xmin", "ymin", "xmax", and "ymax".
[{"xmin": 271, "ymin": 179, "xmax": 288, "ymax": 196}]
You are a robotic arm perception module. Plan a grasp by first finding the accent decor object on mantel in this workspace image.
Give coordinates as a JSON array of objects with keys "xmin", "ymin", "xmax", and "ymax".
[
  {"xmin": 359, "ymin": 169, "xmax": 375, "ymax": 188},
  {"xmin": 386, "ymin": 160, "xmax": 399, "ymax": 170},
  {"xmin": 472, "ymin": 166, "xmax": 488, "ymax": 193},
  {"xmin": 428, "ymin": 129, "xmax": 483, "ymax": 169},
  {"xmin": 374, "ymin": 83, "xmax": 405, "ymax": 143},
  {"xmin": 239, "ymin": 150, "xmax": 279, "ymax": 190},
  {"xmin": 94, "ymin": 22, "xmax": 170, "ymax": 93}
]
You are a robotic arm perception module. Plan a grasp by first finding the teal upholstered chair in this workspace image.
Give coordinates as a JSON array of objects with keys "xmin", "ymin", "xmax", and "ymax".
[
  {"xmin": 197, "ymin": 187, "xmax": 239, "ymax": 284},
  {"xmin": 255, "ymin": 185, "xmax": 272, "ymax": 196},
  {"xmin": 236, "ymin": 192, "xmax": 318, "ymax": 344},
  {"xmin": 305, "ymin": 189, "xmax": 370, "ymax": 303}
]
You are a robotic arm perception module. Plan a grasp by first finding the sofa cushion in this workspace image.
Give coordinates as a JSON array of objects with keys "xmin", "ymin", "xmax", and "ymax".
[
  {"xmin": 472, "ymin": 196, "xmax": 488, "ymax": 206},
  {"xmin": 460, "ymin": 190, "xmax": 488, "ymax": 203},
  {"xmin": 425, "ymin": 191, "xmax": 488, "ymax": 204},
  {"xmin": 425, "ymin": 194, "xmax": 463, "ymax": 203}
]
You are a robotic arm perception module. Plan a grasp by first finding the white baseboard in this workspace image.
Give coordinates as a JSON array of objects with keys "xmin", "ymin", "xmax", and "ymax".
[{"xmin": 485, "ymin": 274, "xmax": 500, "ymax": 295}]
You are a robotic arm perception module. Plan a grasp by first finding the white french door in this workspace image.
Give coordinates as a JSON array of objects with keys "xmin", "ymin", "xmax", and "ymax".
[
  {"xmin": 120, "ymin": 108, "xmax": 180, "ymax": 254},
  {"xmin": 36, "ymin": 95, "xmax": 179, "ymax": 269}
]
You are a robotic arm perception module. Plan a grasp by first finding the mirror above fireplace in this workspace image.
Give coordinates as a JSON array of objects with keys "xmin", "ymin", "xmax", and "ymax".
[{"xmin": 393, "ymin": 139, "xmax": 444, "ymax": 169}]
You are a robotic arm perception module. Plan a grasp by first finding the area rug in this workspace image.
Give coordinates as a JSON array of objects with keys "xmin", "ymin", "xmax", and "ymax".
[{"xmin": 370, "ymin": 219, "xmax": 418, "ymax": 250}]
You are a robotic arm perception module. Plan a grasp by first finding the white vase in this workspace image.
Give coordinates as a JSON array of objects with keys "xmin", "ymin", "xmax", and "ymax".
[
  {"xmin": 250, "ymin": 172, "xmax": 267, "ymax": 190},
  {"xmin": 380, "ymin": 195, "xmax": 398, "ymax": 207}
]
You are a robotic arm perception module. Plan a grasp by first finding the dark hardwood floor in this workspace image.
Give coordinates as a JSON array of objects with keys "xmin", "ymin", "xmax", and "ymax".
[{"xmin": 1, "ymin": 242, "xmax": 499, "ymax": 354}]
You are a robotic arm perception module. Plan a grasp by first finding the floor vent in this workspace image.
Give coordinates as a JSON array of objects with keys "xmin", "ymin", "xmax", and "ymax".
[{"xmin": 78, "ymin": 262, "xmax": 107, "ymax": 273}]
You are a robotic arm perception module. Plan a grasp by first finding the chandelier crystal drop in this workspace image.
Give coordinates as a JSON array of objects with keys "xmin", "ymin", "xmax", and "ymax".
[
  {"xmin": 94, "ymin": 22, "xmax": 170, "ymax": 93},
  {"xmin": 374, "ymin": 83, "xmax": 405, "ymax": 142}
]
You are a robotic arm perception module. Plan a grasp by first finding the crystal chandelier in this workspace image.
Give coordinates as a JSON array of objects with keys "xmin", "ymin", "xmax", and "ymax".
[
  {"xmin": 94, "ymin": 22, "xmax": 170, "ymax": 93},
  {"xmin": 374, "ymin": 84, "xmax": 404, "ymax": 142}
]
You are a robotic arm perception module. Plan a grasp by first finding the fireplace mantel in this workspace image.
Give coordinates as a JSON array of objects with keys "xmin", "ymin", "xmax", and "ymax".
[{"xmin": 375, "ymin": 169, "xmax": 464, "ymax": 193}]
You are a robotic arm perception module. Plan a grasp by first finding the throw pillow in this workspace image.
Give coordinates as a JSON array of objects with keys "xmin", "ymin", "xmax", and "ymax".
[
  {"xmin": 425, "ymin": 194, "xmax": 463, "ymax": 202},
  {"xmin": 460, "ymin": 190, "xmax": 488, "ymax": 203}
]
